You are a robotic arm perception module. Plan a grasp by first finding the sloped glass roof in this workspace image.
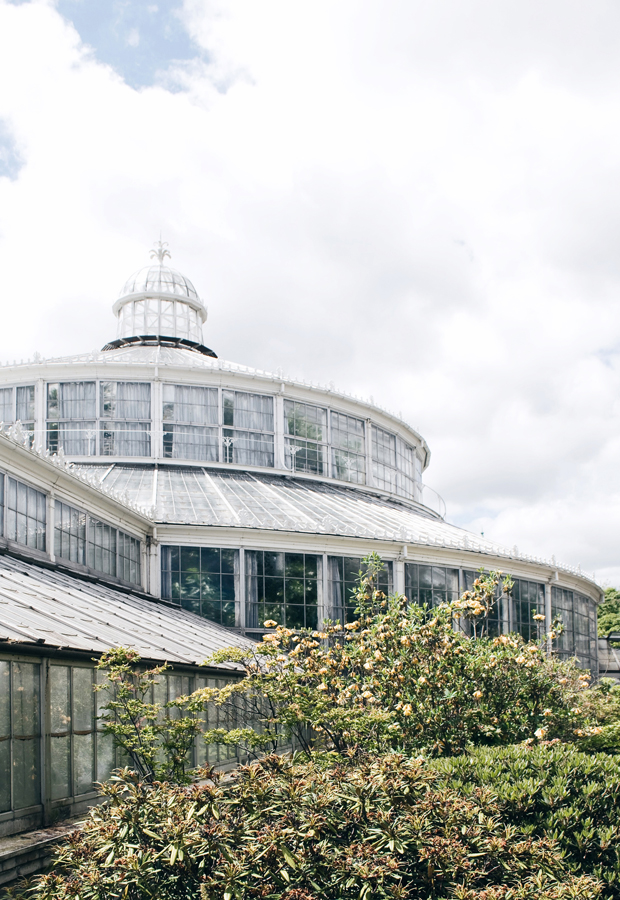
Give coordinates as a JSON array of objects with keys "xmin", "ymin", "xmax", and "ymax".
[
  {"xmin": 76, "ymin": 464, "xmax": 510, "ymax": 556},
  {"xmin": 0, "ymin": 553, "xmax": 252, "ymax": 665}
]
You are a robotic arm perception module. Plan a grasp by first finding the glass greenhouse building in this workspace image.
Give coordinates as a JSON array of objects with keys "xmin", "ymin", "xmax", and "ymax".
[{"xmin": 0, "ymin": 245, "xmax": 601, "ymax": 849}]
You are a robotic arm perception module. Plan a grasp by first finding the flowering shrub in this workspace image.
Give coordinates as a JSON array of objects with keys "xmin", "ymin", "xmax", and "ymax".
[
  {"xmin": 17, "ymin": 753, "xmax": 604, "ymax": 900},
  {"xmin": 204, "ymin": 555, "xmax": 590, "ymax": 758},
  {"xmin": 94, "ymin": 647, "xmax": 208, "ymax": 783}
]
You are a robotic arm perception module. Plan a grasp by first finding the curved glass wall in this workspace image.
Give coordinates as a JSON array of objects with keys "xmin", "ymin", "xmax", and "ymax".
[
  {"xmin": 552, "ymin": 586, "xmax": 598, "ymax": 672},
  {"xmin": 47, "ymin": 381, "xmax": 151, "ymax": 458},
  {"xmin": 117, "ymin": 297, "xmax": 203, "ymax": 343},
  {"xmin": 5, "ymin": 378, "xmax": 427, "ymax": 505}
]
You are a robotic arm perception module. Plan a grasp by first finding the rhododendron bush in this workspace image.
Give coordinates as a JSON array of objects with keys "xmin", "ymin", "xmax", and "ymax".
[
  {"xmin": 10, "ymin": 554, "xmax": 616, "ymax": 900},
  {"xmin": 202, "ymin": 554, "xmax": 593, "ymax": 758}
]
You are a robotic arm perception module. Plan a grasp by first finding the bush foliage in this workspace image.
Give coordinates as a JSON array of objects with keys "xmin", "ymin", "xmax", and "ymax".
[
  {"xmin": 203, "ymin": 556, "xmax": 592, "ymax": 758},
  {"xmin": 21, "ymin": 750, "xmax": 606, "ymax": 900},
  {"xmin": 9, "ymin": 554, "xmax": 615, "ymax": 900}
]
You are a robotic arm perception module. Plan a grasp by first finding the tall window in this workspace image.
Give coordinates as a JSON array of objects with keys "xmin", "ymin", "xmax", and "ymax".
[
  {"xmin": 396, "ymin": 440, "xmax": 419, "ymax": 500},
  {"xmin": 0, "ymin": 661, "xmax": 40, "ymax": 814},
  {"xmin": 372, "ymin": 426, "xmax": 397, "ymax": 492},
  {"xmin": 54, "ymin": 501, "xmax": 86, "ymax": 565},
  {"xmin": 162, "ymin": 384, "xmax": 219, "ymax": 461},
  {"xmin": 328, "ymin": 556, "xmax": 393, "ymax": 625},
  {"xmin": 87, "ymin": 519, "xmax": 117, "ymax": 576},
  {"xmin": 49, "ymin": 665, "xmax": 97, "ymax": 801},
  {"xmin": 161, "ymin": 546, "xmax": 237, "ymax": 627},
  {"xmin": 405, "ymin": 564, "xmax": 459, "ymax": 609},
  {"xmin": 118, "ymin": 532, "xmax": 141, "ymax": 585},
  {"xmin": 552, "ymin": 586, "xmax": 597, "ymax": 671},
  {"xmin": 330, "ymin": 412, "xmax": 365, "ymax": 484},
  {"xmin": 284, "ymin": 400, "xmax": 327, "ymax": 475},
  {"xmin": 222, "ymin": 391, "xmax": 274, "ymax": 468},
  {"xmin": 5, "ymin": 476, "xmax": 46, "ymax": 551},
  {"xmin": 0, "ymin": 385, "xmax": 35, "ymax": 444},
  {"xmin": 47, "ymin": 382, "xmax": 96, "ymax": 455},
  {"xmin": 245, "ymin": 551, "xmax": 320, "ymax": 630},
  {"xmin": 100, "ymin": 382, "xmax": 151, "ymax": 457},
  {"xmin": 512, "ymin": 580, "xmax": 544, "ymax": 642},
  {"xmin": 54, "ymin": 501, "xmax": 141, "ymax": 586},
  {"xmin": 0, "ymin": 387, "xmax": 12, "ymax": 423}
]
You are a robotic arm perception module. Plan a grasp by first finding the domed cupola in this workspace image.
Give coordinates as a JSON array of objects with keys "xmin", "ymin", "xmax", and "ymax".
[{"xmin": 102, "ymin": 242, "xmax": 217, "ymax": 357}]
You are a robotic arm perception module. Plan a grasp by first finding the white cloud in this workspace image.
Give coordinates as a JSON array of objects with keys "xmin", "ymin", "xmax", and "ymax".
[{"xmin": 0, "ymin": 0, "xmax": 619, "ymax": 582}]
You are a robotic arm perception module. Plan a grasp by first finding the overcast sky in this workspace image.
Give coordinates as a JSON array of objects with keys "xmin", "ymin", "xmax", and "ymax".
[{"xmin": 0, "ymin": 0, "xmax": 619, "ymax": 585}]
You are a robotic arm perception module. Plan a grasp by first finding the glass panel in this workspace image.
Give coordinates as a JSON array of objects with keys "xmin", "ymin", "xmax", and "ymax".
[
  {"xmin": 284, "ymin": 401, "xmax": 327, "ymax": 474},
  {"xmin": 100, "ymin": 422, "xmax": 150, "ymax": 457},
  {"xmin": 331, "ymin": 413, "xmax": 366, "ymax": 483},
  {"xmin": 96, "ymin": 732, "xmax": 115, "ymax": 783},
  {"xmin": 162, "ymin": 384, "xmax": 218, "ymax": 425},
  {"xmin": 87, "ymin": 519, "xmax": 117, "ymax": 576},
  {"xmin": 50, "ymin": 666, "xmax": 71, "ymax": 735},
  {"xmin": 54, "ymin": 501, "xmax": 87, "ymax": 565},
  {"xmin": 13, "ymin": 662, "xmax": 39, "ymax": 737},
  {"xmin": 0, "ymin": 386, "xmax": 13, "ymax": 422},
  {"xmin": 16, "ymin": 385, "xmax": 35, "ymax": 422},
  {"xmin": 50, "ymin": 736, "xmax": 71, "ymax": 800},
  {"xmin": 222, "ymin": 391, "xmax": 273, "ymax": 432},
  {"xmin": 73, "ymin": 667, "xmax": 93, "ymax": 733},
  {"xmin": 13, "ymin": 737, "xmax": 39, "ymax": 809},
  {"xmin": 329, "ymin": 556, "xmax": 392, "ymax": 625},
  {"xmin": 74, "ymin": 734, "xmax": 94, "ymax": 795},
  {"xmin": 160, "ymin": 546, "xmax": 238, "ymax": 626},
  {"xmin": 0, "ymin": 660, "xmax": 9, "ymax": 738},
  {"xmin": 100, "ymin": 382, "xmax": 151, "ymax": 419},
  {"xmin": 6, "ymin": 477, "xmax": 46, "ymax": 551},
  {"xmin": 0, "ymin": 739, "xmax": 9, "ymax": 812},
  {"xmin": 0, "ymin": 660, "xmax": 10, "ymax": 812},
  {"xmin": 223, "ymin": 429, "xmax": 274, "ymax": 468}
]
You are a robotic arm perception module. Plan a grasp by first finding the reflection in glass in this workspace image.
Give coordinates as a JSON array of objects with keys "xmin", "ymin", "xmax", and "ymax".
[
  {"xmin": 161, "ymin": 546, "xmax": 238, "ymax": 627},
  {"xmin": 245, "ymin": 551, "xmax": 321, "ymax": 630}
]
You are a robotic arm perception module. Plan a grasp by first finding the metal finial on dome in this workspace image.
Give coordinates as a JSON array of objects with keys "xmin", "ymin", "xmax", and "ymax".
[{"xmin": 150, "ymin": 240, "xmax": 171, "ymax": 265}]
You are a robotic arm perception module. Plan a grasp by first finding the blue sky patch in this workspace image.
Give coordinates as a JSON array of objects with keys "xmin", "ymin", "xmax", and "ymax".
[
  {"xmin": 54, "ymin": 0, "xmax": 201, "ymax": 89},
  {"xmin": 0, "ymin": 120, "xmax": 23, "ymax": 181}
]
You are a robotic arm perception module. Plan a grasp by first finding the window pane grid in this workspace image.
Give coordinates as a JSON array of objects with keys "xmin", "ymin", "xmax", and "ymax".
[
  {"xmin": 54, "ymin": 501, "xmax": 141, "ymax": 586},
  {"xmin": 329, "ymin": 556, "xmax": 393, "ymax": 625},
  {"xmin": 161, "ymin": 546, "xmax": 237, "ymax": 627},
  {"xmin": 284, "ymin": 400, "xmax": 327, "ymax": 475},
  {"xmin": 6, "ymin": 476, "xmax": 46, "ymax": 551},
  {"xmin": 330, "ymin": 412, "xmax": 365, "ymax": 484},
  {"xmin": 405, "ymin": 563, "xmax": 460, "ymax": 611},
  {"xmin": 245, "ymin": 551, "xmax": 320, "ymax": 631}
]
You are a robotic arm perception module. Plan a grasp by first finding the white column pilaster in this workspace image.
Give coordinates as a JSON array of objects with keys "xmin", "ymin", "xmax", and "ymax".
[
  {"xmin": 275, "ymin": 392, "xmax": 286, "ymax": 471},
  {"xmin": 365, "ymin": 418, "xmax": 373, "ymax": 486},
  {"xmin": 238, "ymin": 548, "xmax": 246, "ymax": 632},
  {"xmin": 34, "ymin": 378, "xmax": 45, "ymax": 453}
]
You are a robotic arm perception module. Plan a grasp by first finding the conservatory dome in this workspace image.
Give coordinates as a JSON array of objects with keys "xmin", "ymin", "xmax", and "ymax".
[
  {"xmin": 106, "ymin": 242, "xmax": 214, "ymax": 356},
  {"xmin": 119, "ymin": 264, "xmax": 200, "ymax": 302}
]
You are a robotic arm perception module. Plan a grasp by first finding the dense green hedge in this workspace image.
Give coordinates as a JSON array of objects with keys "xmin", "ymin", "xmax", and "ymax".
[
  {"xmin": 13, "ymin": 745, "xmax": 615, "ymax": 900},
  {"xmin": 431, "ymin": 744, "xmax": 620, "ymax": 897}
]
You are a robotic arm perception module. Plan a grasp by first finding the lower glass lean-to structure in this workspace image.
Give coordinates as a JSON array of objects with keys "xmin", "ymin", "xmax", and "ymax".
[{"xmin": 0, "ymin": 244, "xmax": 602, "ymax": 844}]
